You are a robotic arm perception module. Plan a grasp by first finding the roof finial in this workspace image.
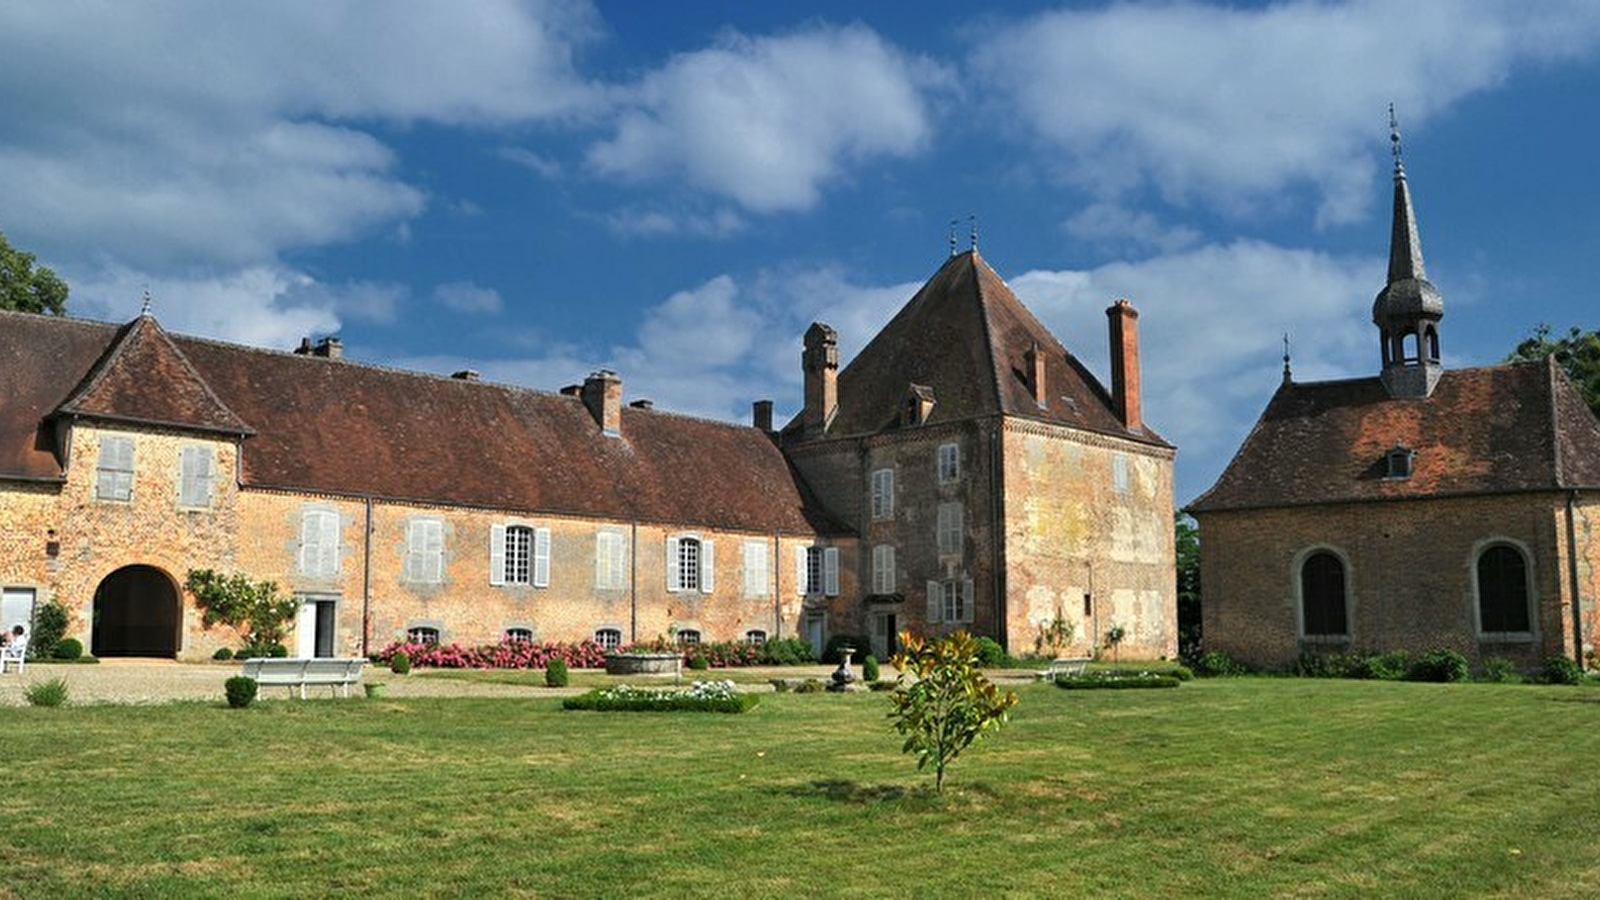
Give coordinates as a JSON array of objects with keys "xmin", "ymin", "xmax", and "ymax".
[
  {"xmin": 1389, "ymin": 102, "xmax": 1403, "ymax": 175},
  {"xmin": 949, "ymin": 218, "xmax": 958, "ymax": 257},
  {"xmin": 969, "ymin": 215, "xmax": 978, "ymax": 253},
  {"xmin": 140, "ymin": 287, "xmax": 152, "ymax": 318},
  {"xmin": 1282, "ymin": 332, "xmax": 1293, "ymax": 384}
]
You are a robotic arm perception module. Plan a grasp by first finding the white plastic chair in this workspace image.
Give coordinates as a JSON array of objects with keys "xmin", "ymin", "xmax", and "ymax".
[{"xmin": 0, "ymin": 635, "xmax": 27, "ymax": 674}]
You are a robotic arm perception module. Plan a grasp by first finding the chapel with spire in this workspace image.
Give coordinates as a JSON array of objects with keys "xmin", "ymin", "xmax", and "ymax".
[{"xmin": 1189, "ymin": 113, "xmax": 1600, "ymax": 672}]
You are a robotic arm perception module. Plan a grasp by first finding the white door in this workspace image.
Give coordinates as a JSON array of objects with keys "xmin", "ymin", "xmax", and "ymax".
[
  {"xmin": 2, "ymin": 588, "xmax": 36, "ymax": 637},
  {"xmin": 295, "ymin": 600, "xmax": 318, "ymax": 657},
  {"xmin": 805, "ymin": 616, "xmax": 825, "ymax": 661}
]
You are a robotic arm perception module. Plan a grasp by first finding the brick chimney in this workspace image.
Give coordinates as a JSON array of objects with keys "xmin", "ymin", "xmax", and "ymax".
[
  {"xmin": 802, "ymin": 323, "xmax": 838, "ymax": 438},
  {"xmin": 752, "ymin": 399, "xmax": 774, "ymax": 433},
  {"xmin": 294, "ymin": 336, "xmax": 342, "ymax": 358},
  {"xmin": 1024, "ymin": 342, "xmax": 1047, "ymax": 407},
  {"xmin": 582, "ymin": 369, "xmax": 623, "ymax": 436},
  {"xmin": 1106, "ymin": 299, "xmax": 1142, "ymax": 431}
]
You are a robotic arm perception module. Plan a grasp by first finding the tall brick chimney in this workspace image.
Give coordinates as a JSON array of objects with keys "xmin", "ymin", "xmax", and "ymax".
[
  {"xmin": 1106, "ymin": 299, "xmax": 1142, "ymax": 431},
  {"xmin": 752, "ymin": 399, "xmax": 774, "ymax": 433},
  {"xmin": 802, "ymin": 323, "xmax": 838, "ymax": 438},
  {"xmin": 582, "ymin": 369, "xmax": 623, "ymax": 437},
  {"xmin": 1024, "ymin": 342, "xmax": 1047, "ymax": 407}
]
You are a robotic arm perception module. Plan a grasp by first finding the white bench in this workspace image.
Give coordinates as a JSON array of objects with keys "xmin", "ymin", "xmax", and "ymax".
[
  {"xmin": 1036, "ymin": 657, "xmax": 1091, "ymax": 680},
  {"xmin": 240, "ymin": 657, "xmax": 367, "ymax": 699}
]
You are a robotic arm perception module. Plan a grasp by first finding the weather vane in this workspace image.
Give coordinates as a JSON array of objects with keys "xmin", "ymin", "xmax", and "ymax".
[
  {"xmin": 949, "ymin": 218, "xmax": 958, "ymax": 257},
  {"xmin": 1282, "ymin": 332, "xmax": 1293, "ymax": 383},
  {"xmin": 1389, "ymin": 103, "xmax": 1403, "ymax": 169},
  {"xmin": 969, "ymin": 215, "xmax": 978, "ymax": 252}
]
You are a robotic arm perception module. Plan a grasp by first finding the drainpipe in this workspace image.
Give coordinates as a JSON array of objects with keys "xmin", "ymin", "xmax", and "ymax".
[
  {"xmin": 990, "ymin": 421, "xmax": 1008, "ymax": 651},
  {"xmin": 1566, "ymin": 490, "xmax": 1585, "ymax": 664},
  {"xmin": 630, "ymin": 519, "xmax": 639, "ymax": 643},
  {"xmin": 361, "ymin": 495, "xmax": 373, "ymax": 656},
  {"xmin": 773, "ymin": 530, "xmax": 783, "ymax": 640}
]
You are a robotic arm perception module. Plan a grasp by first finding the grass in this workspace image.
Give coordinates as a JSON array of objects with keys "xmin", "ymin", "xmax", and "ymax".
[{"xmin": 4, "ymin": 679, "xmax": 1600, "ymax": 898}]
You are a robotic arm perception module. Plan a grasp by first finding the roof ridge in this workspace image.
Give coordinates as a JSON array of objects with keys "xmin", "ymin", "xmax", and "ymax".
[{"xmin": 58, "ymin": 316, "xmax": 253, "ymax": 434}]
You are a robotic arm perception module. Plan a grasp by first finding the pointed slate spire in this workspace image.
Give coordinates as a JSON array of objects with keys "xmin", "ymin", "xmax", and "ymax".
[{"xmin": 1372, "ymin": 105, "xmax": 1444, "ymax": 399}]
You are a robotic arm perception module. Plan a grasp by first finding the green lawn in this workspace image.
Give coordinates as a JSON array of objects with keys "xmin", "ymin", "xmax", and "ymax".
[{"xmin": 4, "ymin": 678, "xmax": 1600, "ymax": 898}]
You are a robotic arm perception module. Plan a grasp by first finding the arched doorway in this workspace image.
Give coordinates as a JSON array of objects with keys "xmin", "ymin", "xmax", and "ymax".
[{"xmin": 92, "ymin": 565, "xmax": 181, "ymax": 658}]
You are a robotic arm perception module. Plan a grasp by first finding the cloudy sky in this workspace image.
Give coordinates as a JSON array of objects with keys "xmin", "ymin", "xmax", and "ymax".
[{"xmin": 3, "ymin": 0, "xmax": 1598, "ymax": 504}]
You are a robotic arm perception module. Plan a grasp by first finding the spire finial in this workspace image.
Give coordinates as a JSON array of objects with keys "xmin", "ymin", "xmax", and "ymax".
[
  {"xmin": 1389, "ymin": 103, "xmax": 1404, "ymax": 175},
  {"xmin": 1282, "ymin": 332, "xmax": 1293, "ymax": 384},
  {"xmin": 949, "ymin": 219, "xmax": 958, "ymax": 257},
  {"xmin": 969, "ymin": 215, "xmax": 978, "ymax": 252},
  {"xmin": 140, "ymin": 287, "xmax": 152, "ymax": 318}
]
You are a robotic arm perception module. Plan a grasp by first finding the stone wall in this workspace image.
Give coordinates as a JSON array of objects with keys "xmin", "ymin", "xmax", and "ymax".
[{"xmin": 1198, "ymin": 493, "xmax": 1593, "ymax": 670}]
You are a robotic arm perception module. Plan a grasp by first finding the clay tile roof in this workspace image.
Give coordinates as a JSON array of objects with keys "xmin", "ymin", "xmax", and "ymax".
[
  {"xmin": 787, "ymin": 250, "xmax": 1168, "ymax": 446},
  {"xmin": 171, "ymin": 335, "xmax": 842, "ymax": 534},
  {"xmin": 1190, "ymin": 360, "xmax": 1600, "ymax": 512},
  {"xmin": 56, "ymin": 315, "xmax": 251, "ymax": 436},
  {"xmin": 0, "ymin": 311, "xmax": 123, "ymax": 480}
]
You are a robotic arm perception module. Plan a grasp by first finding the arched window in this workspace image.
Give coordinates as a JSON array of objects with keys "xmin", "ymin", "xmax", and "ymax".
[
  {"xmin": 1300, "ymin": 552, "xmax": 1348, "ymax": 638},
  {"xmin": 594, "ymin": 627, "xmax": 622, "ymax": 650},
  {"xmin": 504, "ymin": 627, "xmax": 534, "ymax": 643},
  {"xmin": 676, "ymin": 628, "xmax": 701, "ymax": 646},
  {"xmin": 1478, "ymin": 545, "xmax": 1531, "ymax": 634},
  {"xmin": 407, "ymin": 625, "xmax": 440, "ymax": 644},
  {"xmin": 744, "ymin": 629, "xmax": 767, "ymax": 646}
]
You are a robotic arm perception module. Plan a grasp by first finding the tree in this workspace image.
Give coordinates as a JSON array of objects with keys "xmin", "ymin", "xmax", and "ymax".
[
  {"xmin": 0, "ymin": 229, "xmax": 68, "ymax": 315},
  {"xmin": 1509, "ymin": 324, "xmax": 1600, "ymax": 417},
  {"xmin": 888, "ymin": 631, "xmax": 1019, "ymax": 792},
  {"xmin": 1175, "ymin": 513, "xmax": 1201, "ymax": 658},
  {"xmin": 184, "ymin": 569, "xmax": 299, "ymax": 656}
]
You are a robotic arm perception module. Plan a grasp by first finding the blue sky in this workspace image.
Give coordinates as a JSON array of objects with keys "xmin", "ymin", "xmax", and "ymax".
[{"xmin": 3, "ymin": 1, "xmax": 1598, "ymax": 504}]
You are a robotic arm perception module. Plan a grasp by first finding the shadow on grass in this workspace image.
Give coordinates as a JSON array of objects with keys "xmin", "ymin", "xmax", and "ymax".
[{"xmin": 773, "ymin": 779, "xmax": 1000, "ymax": 806}]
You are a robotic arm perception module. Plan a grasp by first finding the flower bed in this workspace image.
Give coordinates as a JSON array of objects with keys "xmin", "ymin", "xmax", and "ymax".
[
  {"xmin": 374, "ymin": 639, "xmax": 609, "ymax": 671},
  {"xmin": 563, "ymin": 680, "xmax": 759, "ymax": 713},
  {"xmin": 1053, "ymin": 671, "xmax": 1181, "ymax": 690}
]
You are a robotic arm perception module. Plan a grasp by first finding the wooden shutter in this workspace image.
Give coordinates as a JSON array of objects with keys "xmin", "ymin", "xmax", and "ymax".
[
  {"xmin": 961, "ymin": 578, "xmax": 975, "ymax": 623},
  {"xmin": 823, "ymin": 547, "xmax": 839, "ymax": 596},
  {"xmin": 927, "ymin": 580, "xmax": 942, "ymax": 624},
  {"xmin": 298, "ymin": 512, "xmax": 318, "ymax": 574},
  {"xmin": 533, "ymin": 528, "xmax": 551, "ymax": 588},
  {"xmin": 489, "ymin": 524, "xmax": 507, "ymax": 586},
  {"xmin": 700, "ymin": 540, "xmax": 715, "ymax": 593},
  {"xmin": 666, "ymin": 536, "xmax": 681, "ymax": 591},
  {"xmin": 795, "ymin": 546, "xmax": 809, "ymax": 595},
  {"xmin": 595, "ymin": 532, "xmax": 610, "ymax": 589}
]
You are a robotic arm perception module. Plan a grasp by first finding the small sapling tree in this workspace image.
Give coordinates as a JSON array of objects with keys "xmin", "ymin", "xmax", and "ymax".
[
  {"xmin": 1104, "ymin": 624, "xmax": 1127, "ymax": 673},
  {"xmin": 888, "ymin": 630, "xmax": 1019, "ymax": 793}
]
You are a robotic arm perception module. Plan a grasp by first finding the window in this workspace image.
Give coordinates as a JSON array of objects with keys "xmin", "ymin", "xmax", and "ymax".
[
  {"xmin": 667, "ymin": 535, "xmax": 714, "ymax": 593},
  {"xmin": 404, "ymin": 518, "xmax": 445, "ymax": 584},
  {"xmin": 937, "ymin": 502, "xmax": 963, "ymax": 555},
  {"xmin": 743, "ymin": 540, "xmax": 770, "ymax": 598},
  {"xmin": 505, "ymin": 627, "xmax": 534, "ymax": 643},
  {"xmin": 1300, "ymin": 551, "xmax": 1348, "ymax": 638},
  {"xmin": 298, "ymin": 509, "xmax": 341, "ymax": 578},
  {"xmin": 871, "ymin": 544, "xmax": 896, "ymax": 594},
  {"xmin": 676, "ymin": 629, "xmax": 701, "ymax": 646},
  {"xmin": 407, "ymin": 626, "xmax": 440, "ymax": 644},
  {"xmin": 745, "ymin": 629, "xmax": 767, "ymax": 645},
  {"xmin": 937, "ymin": 443, "xmax": 960, "ymax": 483},
  {"xmin": 96, "ymin": 435, "xmax": 134, "ymax": 501},
  {"xmin": 1385, "ymin": 446, "xmax": 1415, "ymax": 479},
  {"xmin": 925, "ymin": 578, "xmax": 974, "ymax": 625},
  {"xmin": 796, "ymin": 546, "xmax": 840, "ymax": 596},
  {"xmin": 491, "ymin": 524, "xmax": 549, "ymax": 587},
  {"xmin": 595, "ymin": 627, "xmax": 622, "ymax": 650},
  {"xmin": 870, "ymin": 468, "xmax": 894, "ymax": 520},
  {"xmin": 1112, "ymin": 453, "xmax": 1130, "ymax": 495},
  {"xmin": 179, "ymin": 445, "xmax": 214, "ymax": 508},
  {"xmin": 595, "ymin": 530, "xmax": 626, "ymax": 590},
  {"xmin": 1477, "ymin": 545, "xmax": 1531, "ymax": 635}
]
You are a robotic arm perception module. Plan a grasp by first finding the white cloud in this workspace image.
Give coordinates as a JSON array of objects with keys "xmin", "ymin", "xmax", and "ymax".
[
  {"xmin": 434, "ymin": 281, "xmax": 504, "ymax": 315},
  {"xmin": 587, "ymin": 24, "xmax": 946, "ymax": 212},
  {"xmin": 0, "ymin": 1, "xmax": 602, "ymax": 270},
  {"xmin": 1065, "ymin": 202, "xmax": 1202, "ymax": 255},
  {"xmin": 601, "ymin": 207, "xmax": 746, "ymax": 239},
  {"xmin": 972, "ymin": 0, "xmax": 1600, "ymax": 227}
]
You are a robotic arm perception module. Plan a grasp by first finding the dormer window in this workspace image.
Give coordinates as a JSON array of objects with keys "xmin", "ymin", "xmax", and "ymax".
[
  {"xmin": 1385, "ymin": 445, "xmax": 1415, "ymax": 480},
  {"xmin": 902, "ymin": 384, "xmax": 935, "ymax": 426}
]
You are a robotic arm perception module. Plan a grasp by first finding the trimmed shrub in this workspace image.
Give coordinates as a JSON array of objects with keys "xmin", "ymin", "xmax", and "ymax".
[
  {"xmin": 224, "ymin": 675, "xmax": 258, "ymax": 708},
  {"xmin": 1407, "ymin": 648, "xmax": 1470, "ymax": 683},
  {"xmin": 1478, "ymin": 656, "xmax": 1519, "ymax": 683},
  {"xmin": 1054, "ymin": 672, "xmax": 1181, "ymax": 690},
  {"xmin": 973, "ymin": 636, "xmax": 1007, "ymax": 667},
  {"xmin": 1361, "ymin": 650, "xmax": 1411, "ymax": 681},
  {"xmin": 390, "ymin": 652, "xmax": 412, "ymax": 675},
  {"xmin": 862, "ymin": 655, "xmax": 881, "ymax": 682},
  {"xmin": 563, "ymin": 681, "xmax": 758, "ymax": 713},
  {"xmin": 757, "ymin": 638, "xmax": 814, "ymax": 665},
  {"xmin": 1195, "ymin": 650, "xmax": 1250, "ymax": 677},
  {"xmin": 545, "ymin": 657, "xmax": 569, "ymax": 688},
  {"xmin": 24, "ymin": 677, "xmax": 68, "ymax": 707},
  {"xmin": 688, "ymin": 654, "xmax": 709, "ymax": 671},
  {"xmin": 29, "ymin": 600, "xmax": 69, "ymax": 660},
  {"xmin": 266, "ymin": 642, "xmax": 289, "ymax": 658},
  {"xmin": 212, "ymin": 647, "xmax": 234, "ymax": 661},
  {"xmin": 52, "ymin": 638, "xmax": 84, "ymax": 661},
  {"xmin": 1540, "ymin": 655, "xmax": 1584, "ymax": 685}
]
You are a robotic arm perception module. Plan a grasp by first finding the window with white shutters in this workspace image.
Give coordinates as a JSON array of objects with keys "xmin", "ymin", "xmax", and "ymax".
[
  {"xmin": 179, "ymin": 445, "xmax": 214, "ymax": 508},
  {"xmin": 96, "ymin": 435, "xmax": 135, "ymax": 501},
  {"xmin": 404, "ymin": 518, "xmax": 445, "ymax": 584},
  {"xmin": 667, "ymin": 535, "xmax": 714, "ymax": 593},
  {"xmin": 937, "ymin": 502, "xmax": 963, "ymax": 556},
  {"xmin": 595, "ymin": 531, "xmax": 626, "ymax": 590},
  {"xmin": 937, "ymin": 443, "xmax": 960, "ymax": 483},
  {"xmin": 871, "ymin": 544, "xmax": 896, "ymax": 594},
  {"xmin": 298, "ymin": 509, "xmax": 341, "ymax": 578},
  {"xmin": 870, "ymin": 468, "xmax": 894, "ymax": 519},
  {"xmin": 743, "ymin": 540, "xmax": 769, "ymax": 597}
]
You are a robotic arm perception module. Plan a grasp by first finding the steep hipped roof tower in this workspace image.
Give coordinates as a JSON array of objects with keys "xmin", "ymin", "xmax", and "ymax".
[{"xmin": 1373, "ymin": 108, "xmax": 1444, "ymax": 399}]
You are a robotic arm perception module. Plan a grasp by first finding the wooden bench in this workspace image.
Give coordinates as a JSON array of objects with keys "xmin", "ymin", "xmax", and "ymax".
[
  {"xmin": 240, "ymin": 657, "xmax": 367, "ymax": 699},
  {"xmin": 1036, "ymin": 657, "xmax": 1091, "ymax": 681}
]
